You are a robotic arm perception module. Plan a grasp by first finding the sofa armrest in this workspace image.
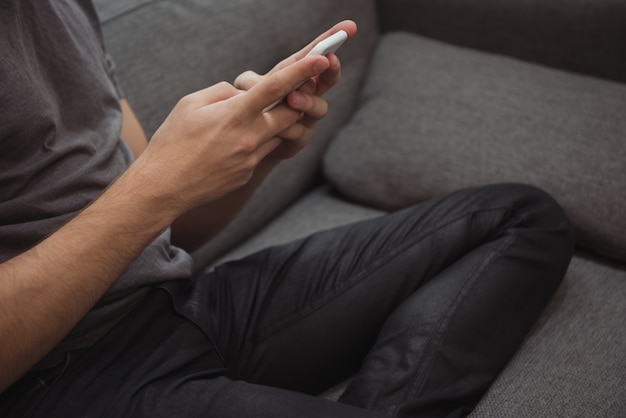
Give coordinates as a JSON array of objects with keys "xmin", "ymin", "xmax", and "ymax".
[{"xmin": 376, "ymin": 0, "xmax": 626, "ymax": 83}]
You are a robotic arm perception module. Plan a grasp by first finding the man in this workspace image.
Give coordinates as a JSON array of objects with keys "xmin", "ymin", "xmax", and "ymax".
[{"xmin": 0, "ymin": 1, "xmax": 574, "ymax": 417}]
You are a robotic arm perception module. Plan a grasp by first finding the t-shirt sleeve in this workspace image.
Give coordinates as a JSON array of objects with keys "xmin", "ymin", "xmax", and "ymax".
[{"xmin": 105, "ymin": 52, "xmax": 124, "ymax": 99}]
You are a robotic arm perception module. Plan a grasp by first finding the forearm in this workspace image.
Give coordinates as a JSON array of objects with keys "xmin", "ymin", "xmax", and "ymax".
[{"xmin": 0, "ymin": 161, "xmax": 177, "ymax": 392}]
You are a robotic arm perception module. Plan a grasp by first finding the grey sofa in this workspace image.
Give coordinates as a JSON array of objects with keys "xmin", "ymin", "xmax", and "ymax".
[{"xmin": 94, "ymin": 0, "xmax": 626, "ymax": 416}]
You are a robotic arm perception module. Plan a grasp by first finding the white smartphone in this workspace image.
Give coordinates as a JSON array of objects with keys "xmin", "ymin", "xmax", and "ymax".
[
  {"xmin": 265, "ymin": 30, "xmax": 349, "ymax": 111},
  {"xmin": 306, "ymin": 30, "xmax": 348, "ymax": 57}
]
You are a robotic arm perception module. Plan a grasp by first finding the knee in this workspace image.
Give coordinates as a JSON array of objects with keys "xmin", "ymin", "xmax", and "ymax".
[
  {"xmin": 498, "ymin": 182, "xmax": 575, "ymax": 269},
  {"xmin": 501, "ymin": 183, "xmax": 570, "ymax": 229}
]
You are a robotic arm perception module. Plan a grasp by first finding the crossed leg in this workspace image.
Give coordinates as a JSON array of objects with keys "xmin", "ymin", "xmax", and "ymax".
[
  {"xmin": 18, "ymin": 184, "xmax": 573, "ymax": 418},
  {"xmin": 179, "ymin": 183, "xmax": 574, "ymax": 416}
]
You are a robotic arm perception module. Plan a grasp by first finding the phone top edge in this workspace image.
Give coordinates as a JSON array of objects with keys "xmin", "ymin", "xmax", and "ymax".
[{"xmin": 306, "ymin": 30, "xmax": 349, "ymax": 57}]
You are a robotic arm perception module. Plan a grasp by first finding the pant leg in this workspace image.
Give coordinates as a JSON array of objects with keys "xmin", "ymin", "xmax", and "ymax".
[
  {"xmin": 167, "ymin": 183, "xmax": 573, "ymax": 416},
  {"xmin": 3, "ymin": 183, "xmax": 573, "ymax": 418},
  {"xmin": 7, "ymin": 288, "xmax": 390, "ymax": 418},
  {"xmin": 338, "ymin": 202, "xmax": 570, "ymax": 417}
]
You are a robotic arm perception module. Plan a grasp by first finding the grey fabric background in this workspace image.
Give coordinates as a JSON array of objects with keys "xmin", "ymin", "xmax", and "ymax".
[
  {"xmin": 377, "ymin": 0, "xmax": 626, "ymax": 84},
  {"xmin": 324, "ymin": 33, "xmax": 626, "ymax": 261},
  {"xmin": 94, "ymin": 0, "xmax": 380, "ymax": 271}
]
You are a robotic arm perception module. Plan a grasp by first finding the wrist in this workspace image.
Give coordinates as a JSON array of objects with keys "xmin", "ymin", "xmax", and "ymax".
[{"xmin": 108, "ymin": 158, "xmax": 183, "ymax": 231}]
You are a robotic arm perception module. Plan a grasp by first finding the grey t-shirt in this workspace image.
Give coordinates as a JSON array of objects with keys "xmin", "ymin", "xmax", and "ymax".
[{"xmin": 0, "ymin": 1, "xmax": 192, "ymax": 365}]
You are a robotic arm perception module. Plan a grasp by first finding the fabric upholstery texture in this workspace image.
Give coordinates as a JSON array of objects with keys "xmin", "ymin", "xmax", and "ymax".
[
  {"xmin": 376, "ymin": 0, "xmax": 626, "ymax": 84},
  {"xmin": 324, "ymin": 32, "xmax": 626, "ymax": 261},
  {"xmin": 94, "ymin": 0, "xmax": 380, "ymax": 270}
]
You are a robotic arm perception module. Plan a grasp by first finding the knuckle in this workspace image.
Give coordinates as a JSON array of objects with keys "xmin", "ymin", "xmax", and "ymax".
[
  {"xmin": 215, "ymin": 80, "xmax": 230, "ymax": 89},
  {"xmin": 177, "ymin": 93, "xmax": 195, "ymax": 108},
  {"xmin": 246, "ymin": 153, "xmax": 261, "ymax": 169},
  {"xmin": 235, "ymin": 135, "xmax": 259, "ymax": 155},
  {"xmin": 235, "ymin": 71, "xmax": 261, "ymax": 90},
  {"xmin": 236, "ymin": 169, "xmax": 255, "ymax": 187},
  {"xmin": 233, "ymin": 72, "xmax": 247, "ymax": 89},
  {"xmin": 215, "ymin": 81, "xmax": 236, "ymax": 94}
]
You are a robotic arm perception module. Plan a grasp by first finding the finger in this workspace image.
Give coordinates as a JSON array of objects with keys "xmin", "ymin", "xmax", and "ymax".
[
  {"xmin": 314, "ymin": 53, "xmax": 341, "ymax": 97},
  {"xmin": 302, "ymin": 20, "xmax": 357, "ymax": 56},
  {"xmin": 256, "ymin": 135, "xmax": 282, "ymax": 160},
  {"xmin": 297, "ymin": 78, "xmax": 318, "ymax": 96},
  {"xmin": 286, "ymin": 91, "xmax": 328, "ymax": 122},
  {"xmin": 234, "ymin": 70, "xmax": 263, "ymax": 91},
  {"xmin": 268, "ymin": 20, "xmax": 358, "ymax": 75},
  {"xmin": 278, "ymin": 121, "xmax": 312, "ymax": 143},
  {"xmin": 181, "ymin": 81, "xmax": 240, "ymax": 108},
  {"xmin": 236, "ymin": 55, "xmax": 329, "ymax": 114},
  {"xmin": 296, "ymin": 21, "xmax": 357, "ymax": 59}
]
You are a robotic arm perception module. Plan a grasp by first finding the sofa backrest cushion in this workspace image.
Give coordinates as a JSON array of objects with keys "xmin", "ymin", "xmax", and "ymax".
[
  {"xmin": 93, "ymin": 0, "xmax": 380, "ymax": 268},
  {"xmin": 377, "ymin": 0, "xmax": 626, "ymax": 84},
  {"xmin": 324, "ymin": 33, "xmax": 626, "ymax": 261}
]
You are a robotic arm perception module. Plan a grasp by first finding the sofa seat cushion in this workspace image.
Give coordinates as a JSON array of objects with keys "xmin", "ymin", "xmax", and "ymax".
[{"xmin": 324, "ymin": 32, "xmax": 626, "ymax": 261}]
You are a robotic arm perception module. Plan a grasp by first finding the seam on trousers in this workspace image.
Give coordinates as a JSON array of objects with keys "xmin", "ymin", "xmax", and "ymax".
[{"xmin": 395, "ymin": 231, "xmax": 516, "ymax": 411}]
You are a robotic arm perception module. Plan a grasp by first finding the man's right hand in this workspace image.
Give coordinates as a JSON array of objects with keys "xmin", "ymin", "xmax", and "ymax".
[{"xmin": 138, "ymin": 54, "xmax": 331, "ymax": 217}]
